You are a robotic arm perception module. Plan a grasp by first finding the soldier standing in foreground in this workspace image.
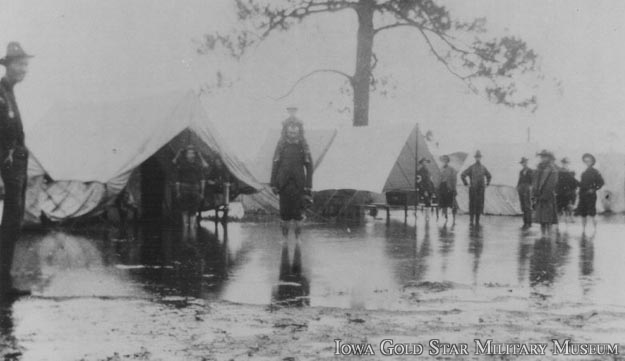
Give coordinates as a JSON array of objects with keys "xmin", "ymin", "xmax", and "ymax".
[
  {"xmin": 461, "ymin": 150, "xmax": 491, "ymax": 227},
  {"xmin": 270, "ymin": 107, "xmax": 313, "ymax": 242},
  {"xmin": 517, "ymin": 157, "xmax": 534, "ymax": 230},
  {"xmin": 0, "ymin": 42, "xmax": 33, "ymax": 296},
  {"xmin": 556, "ymin": 157, "xmax": 578, "ymax": 223}
]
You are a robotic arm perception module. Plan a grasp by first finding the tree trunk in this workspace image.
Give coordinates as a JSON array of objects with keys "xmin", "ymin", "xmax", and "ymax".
[{"xmin": 352, "ymin": 0, "xmax": 375, "ymax": 127}]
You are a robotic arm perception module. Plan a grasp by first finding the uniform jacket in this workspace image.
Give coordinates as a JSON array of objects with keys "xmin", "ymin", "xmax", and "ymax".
[
  {"xmin": 556, "ymin": 169, "xmax": 578, "ymax": 196},
  {"xmin": 461, "ymin": 162, "xmax": 492, "ymax": 188},
  {"xmin": 579, "ymin": 167, "xmax": 604, "ymax": 193},
  {"xmin": 439, "ymin": 165, "xmax": 457, "ymax": 192},
  {"xmin": 270, "ymin": 138, "xmax": 313, "ymax": 191},
  {"xmin": 517, "ymin": 167, "xmax": 534, "ymax": 187},
  {"xmin": 0, "ymin": 77, "xmax": 26, "ymax": 159}
]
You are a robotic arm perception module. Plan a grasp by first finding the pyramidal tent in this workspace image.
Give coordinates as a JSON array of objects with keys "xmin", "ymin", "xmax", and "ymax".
[
  {"xmin": 315, "ymin": 123, "xmax": 439, "ymax": 193},
  {"xmin": 239, "ymin": 128, "xmax": 337, "ymax": 214},
  {"xmin": 25, "ymin": 91, "xmax": 261, "ymax": 224},
  {"xmin": 456, "ymin": 142, "xmax": 541, "ymax": 215}
]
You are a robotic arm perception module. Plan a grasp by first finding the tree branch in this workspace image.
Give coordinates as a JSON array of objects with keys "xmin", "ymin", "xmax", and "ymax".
[{"xmin": 273, "ymin": 69, "xmax": 354, "ymax": 100}]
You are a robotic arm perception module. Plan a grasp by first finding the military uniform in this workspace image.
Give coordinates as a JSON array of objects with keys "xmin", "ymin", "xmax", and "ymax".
[
  {"xmin": 577, "ymin": 167, "xmax": 604, "ymax": 217},
  {"xmin": 270, "ymin": 129, "xmax": 313, "ymax": 221},
  {"xmin": 517, "ymin": 167, "xmax": 534, "ymax": 227},
  {"xmin": 461, "ymin": 162, "xmax": 492, "ymax": 223},
  {"xmin": 0, "ymin": 77, "xmax": 28, "ymax": 282},
  {"xmin": 556, "ymin": 169, "xmax": 578, "ymax": 212},
  {"xmin": 532, "ymin": 162, "xmax": 559, "ymax": 225},
  {"xmin": 438, "ymin": 165, "xmax": 457, "ymax": 209},
  {"xmin": 415, "ymin": 165, "xmax": 434, "ymax": 206},
  {"xmin": 174, "ymin": 157, "xmax": 208, "ymax": 213}
]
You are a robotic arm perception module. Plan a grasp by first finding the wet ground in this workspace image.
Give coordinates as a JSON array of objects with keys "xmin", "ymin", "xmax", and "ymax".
[{"xmin": 1, "ymin": 210, "xmax": 625, "ymax": 360}]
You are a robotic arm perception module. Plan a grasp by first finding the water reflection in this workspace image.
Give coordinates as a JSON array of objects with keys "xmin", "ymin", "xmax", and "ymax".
[
  {"xmin": 529, "ymin": 233, "xmax": 571, "ymax": 288},
  {"xmin": 272, "ymin": 241, "xmax": 310, "ymax": 307},
  {"xmin": 0, "ymin": 298, "xmax": 19, "ymax": 360},
  {"xmin": 467, "ymin": 226, "xmax": 484, "ymax": 285},
  {"xmin": 438, "ymin": 223, "xmax": 455, "ymax": 275}
]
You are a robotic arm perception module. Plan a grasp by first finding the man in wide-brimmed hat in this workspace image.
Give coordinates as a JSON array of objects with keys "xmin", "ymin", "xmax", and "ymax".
[
  {"xmin": 532, "ymin": 150, "xmax": 558, "ymax": 237},
  {"xmin": 461, "ymin": 150, "xmax": 492, "ymax": 226},
  {"xmin": 578, "ymin": 153, "xmax": 604, "ymax": 234},
  {"xmin": 517, "ymin": 157, "xmax": 534, "ymax": 230},
  {"xmin": 556, "ymin": 157, "xmax": 578, "ymax": 223},
  {"xmin": 0, "ymin": 42, "xmax": 33, "ymax": 296}
]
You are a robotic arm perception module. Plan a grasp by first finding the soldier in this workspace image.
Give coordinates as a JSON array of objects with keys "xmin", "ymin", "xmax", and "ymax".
[
  {"xmin": 517, "ymin": 157, "xmax": 534, "ymax": 230},
  {"xmin": 415, "ymin": 157, "xmax": 434, "ymax": 220},
  {"xmin": 577, "ymin": 153, "xmax": 604, "ymax": 235},
  {"xmin": 0, "ymin": 42, "xmax": 33, "ymax": 296},
  {"xmin": 270, "ymin": 107, "xmax": 313, "ymax": 242},
  {"xmin": 532, "ymin": 150, "xmax": 559, "ymax": 237},
  {"xmin": 556, "ymin": 157, "xmax": 578, "ymax": 223},
  {"xmin": 437, "ymin": 155, "xmax": 457, "ymax": 223},
  {"xmin": 461, "ymin": 150, "xmax": 492, "ymax": 227},
  {"xmin": 173, "ymin": 146, "xmax": 209, "ymax": 240}
]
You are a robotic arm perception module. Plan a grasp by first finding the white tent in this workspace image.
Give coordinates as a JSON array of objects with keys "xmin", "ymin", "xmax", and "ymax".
[
  {"xmin": 315, "ymin": 123, "xmax": 439, "ymax": 193},
  {"xmin": 25, "ymin": 91, "xmax": 261, "ymax": 224}
]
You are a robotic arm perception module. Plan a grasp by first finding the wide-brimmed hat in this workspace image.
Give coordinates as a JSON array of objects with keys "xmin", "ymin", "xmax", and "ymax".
[
  {"xmin": 561, "ymin": 157, "xmax": 570, "ymax": 164},
  {"xmin": 536, "ymin": 149, "xmax": 554, "ymax": 159},
  {"xmin": 418, "ymin": 157, "xmax": 431, "ymax": 165},
  {"xmin": 519, "ymin": 157, "xmax": 529, "ymax": 164},
  {"xmin": 474, "ymin": 150, "xmax": 482, "ymax": 158},
  {"xmin": 439, "ymin": 155, "xmax": 450, "ymax": 162},
  {"xmin": 582, "ymin": 153, "xmax": 596, "ymax": 165},
  {"xmin": 0, "ymin": 42, "xmax": 33, "ymax": 66}
]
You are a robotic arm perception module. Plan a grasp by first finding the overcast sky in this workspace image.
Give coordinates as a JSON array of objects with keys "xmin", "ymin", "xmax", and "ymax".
[{"xmin": 1, "ymin": 0, "xmax": 624, "ymax": 160}]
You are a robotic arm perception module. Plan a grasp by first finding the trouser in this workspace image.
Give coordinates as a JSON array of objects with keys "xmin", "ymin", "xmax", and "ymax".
[
  {"xmin": 469, "ymin": 186, "xmax": 485, "ymax": 222},
  {"xmin": 517, "ymin": 184, "xmax": 532, "ymax": 226},
  {"xmin": 0, "ymin": 153, "xmax": 28, "ymax": 283}
]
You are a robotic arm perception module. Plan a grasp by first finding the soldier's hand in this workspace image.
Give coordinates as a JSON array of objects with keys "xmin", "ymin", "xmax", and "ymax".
[{"xmin": 3, "ymin": 152, "xmax": 13, "ymax": 167}]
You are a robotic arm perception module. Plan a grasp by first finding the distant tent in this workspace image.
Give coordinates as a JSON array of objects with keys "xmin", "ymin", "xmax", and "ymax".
[
  {"xmin": 25, "ymin": 91, "xmax": 261, "ymax": 225},
  {"xmin": 239, "ymin": 128, "xmax": 337, "ymax": 215},
  {"xmin": 315, "ymin": 123, "xmax": 439, "ymax": 193},
  {"xmin": 456, "ymin": 142, "xmax": 541, "ymax": 215}
]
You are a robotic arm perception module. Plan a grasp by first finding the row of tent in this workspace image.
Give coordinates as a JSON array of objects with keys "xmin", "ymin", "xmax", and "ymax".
[
  {"xmin": 241, "ymin": 123, "xmax": 625, "ymax": 216},
  {"xmin": 22, "ymin": 91, "xmax": 262, "ymax": 225},
  {"xmin": 14, "ymin": 90, "xmax": 625, "ymax": 225}
]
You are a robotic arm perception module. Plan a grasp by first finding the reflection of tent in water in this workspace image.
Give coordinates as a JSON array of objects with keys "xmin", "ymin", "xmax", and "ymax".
[
  {"xmin": 313, "ymin": 123, "xmax": 440, "ymax": 217},
  {"xmin": 239, "ymin": 128, "xmax": 337, "ymax": 215},
  {"xmin": 455, "ymin": 142, "xmax": 541, "ymax": 216},
  {"xmin": 24, "ymin": 91, "xmax": 261, "ymax": 225}
]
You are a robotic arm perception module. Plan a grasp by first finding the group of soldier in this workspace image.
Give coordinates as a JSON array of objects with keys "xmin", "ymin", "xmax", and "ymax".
[{"xmin": 419, "ymin": 149, "xmax": 604, "ymax": 237}]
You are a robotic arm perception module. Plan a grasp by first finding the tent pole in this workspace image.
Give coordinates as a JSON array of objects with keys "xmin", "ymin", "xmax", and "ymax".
[{"xmin": 414, "ymin": 122, "xmax": 419, "ymax": 236}]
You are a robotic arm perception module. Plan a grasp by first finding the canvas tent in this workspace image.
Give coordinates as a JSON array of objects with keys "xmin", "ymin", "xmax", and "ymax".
[
  {"xmin": 239, "ymin": 128, "xmax": 337, "ymax": 215},
  {"xmin": 315, "ymin": 123, "xmax": 440, "ymax": 193},
  {"xmin": 24, "ymin": 91, "xmax": 261, "ymax": 225}
]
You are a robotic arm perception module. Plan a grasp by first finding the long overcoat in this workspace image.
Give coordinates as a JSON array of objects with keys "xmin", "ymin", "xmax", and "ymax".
[{"xmin": 532, "ymin": 162, "xmax": 559, "ymax": 224}]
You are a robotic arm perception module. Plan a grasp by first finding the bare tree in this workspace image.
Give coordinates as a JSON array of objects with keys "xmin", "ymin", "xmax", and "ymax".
[{"xmin": 199, "ymin": 0, "xmax": 541, "ymax": 126}]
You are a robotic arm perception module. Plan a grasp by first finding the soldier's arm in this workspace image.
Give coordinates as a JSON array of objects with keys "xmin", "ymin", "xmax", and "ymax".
[
  {"xmin": 304, "ymin": 151, "xmax": 314, "ymax": 192},
  {"xmin": 596, "ymin": 171, "xmax": 605, "ymax": 190},
  {"xmin": 460, "ymin": 166, "xmax": 470, "ymax": 186},
  {"xmin": 485, "ymin": 167, "xmax": 492, "ymax": 186}
]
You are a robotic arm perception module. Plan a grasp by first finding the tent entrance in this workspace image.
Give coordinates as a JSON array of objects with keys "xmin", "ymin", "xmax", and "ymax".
[{"xmin": 140, "ymin": 155, "xmax": 167, "ymax": 221}]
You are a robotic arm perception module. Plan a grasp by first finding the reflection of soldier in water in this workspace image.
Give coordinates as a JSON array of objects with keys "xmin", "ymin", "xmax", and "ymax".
[
  {"xmin": 272, "ymin": 242, "xmax": 309, "ymax": 307},
  {"xmin": 467, "ymin": 227, "xmax": 484, "ymax": 285},
  {"xmin": 529, "ymin": 235, "xmax": 571, "ymax": 288}
]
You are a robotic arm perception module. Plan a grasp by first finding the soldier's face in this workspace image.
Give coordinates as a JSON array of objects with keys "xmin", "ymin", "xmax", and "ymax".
[
  {"xmin": 540, "ymin": 155, "xmax": 550, "ymax": 163},
  {"xmin": 6, "ymin": 58, "xmax": 29, "ymax": 83},
  {"xmin": 286, "ymin": 125, "xmax": 299, "ymax": 141},
  {"xmin": 583, "ymin": 158, "xmax": 593, "ymax": 167}
]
